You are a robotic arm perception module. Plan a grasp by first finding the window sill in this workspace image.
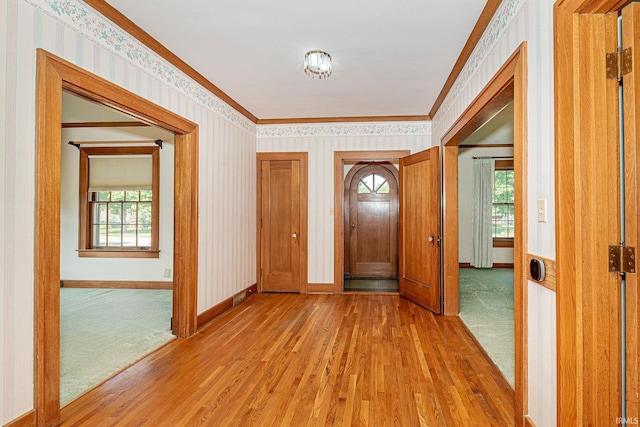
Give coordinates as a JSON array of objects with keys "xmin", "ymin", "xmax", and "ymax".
[
  {"xmin": 77, "ymin": 249, "xmax": 160, "ymax": 259},
  {"xmin": 493, "ymin": 238, "xmax": 514, "ymax": 248}
]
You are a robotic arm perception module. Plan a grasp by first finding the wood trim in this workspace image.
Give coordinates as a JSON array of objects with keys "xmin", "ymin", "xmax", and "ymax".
[
  {"xmin": 196, "ymin": 284, "xmax": 258, "ymax": 329},
  {"xmin": 334, "ymin": 150, "xmax": 411, "ymax": 293},
  {"xmin": 61, "ymin": 121, "xmax": 149, "ymax": 128},
  {"xmin": 524, "ymin": 415, "xmax": 537, "ymax": 427},
  {"xmin": 82, "ymin": 0, "xmax": 257, "ymax": 123},
  {"xmin": 458, "ymin": 263, "xmax": 514, "ymax": 269},
  {"xmin": 460, "ymin": 144, "xmax": 515, "ymax": 148},
  {"xmin": 3, "ymin": 410, "xmax": 36, "ymax": 427},
  {"xmin": 76, "ymin": 249, "xmax": 160, "ymax": 258},
  {"xmin": 35, "ymin": 49, "xmax": 199, "ymax": 426},
  {"xmin": 554, "ymin": 4, "xmax": 622, "ymax": 426},
  {"xmin": 60, "ymin": 280, "xmax": 172, "ymax": 290},
  {"xmin": 440, "ymin": 43, "xmax": 528, "ymax": 427},
  {"xmin": 256, "ymin": 153, "xmax": 308, "ymax": 293},
  {"xmin": 428, "ymin": 0, "xmax": 503, "ymax": 118},
  {"xmin": 257, "ymin": 115, "xmax": 430, "ymax": 125},
  {"xmin": 307, "ymin": 283, "xmax": 335, "ymax": 293},
  {"xmin": 525, "ymin": 254, "xmax": 556, "ymax": 293},
  {"xmin": 494, "ymin": 237, "xmax": 514, "ymax": 248}
]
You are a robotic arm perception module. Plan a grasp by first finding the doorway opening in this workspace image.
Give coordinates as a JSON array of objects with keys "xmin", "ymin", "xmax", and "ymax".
[
  {"xmin": 441, "ymin": 44, "xmax": 527, "ymax": 421},
  {"xmin": 35, "ymin": 49, "xmax": 199, "ymax": 425},
  {"xmin": 457, "ymin": 100, "xmax": 515, "ymax": 386},
  {"xmin": 344, "ymin": 162, "xmax": 399, "ymax": 292},
  {"xmin": 333, "ymin": 151, "xmax": 410, "ymax": 293}
]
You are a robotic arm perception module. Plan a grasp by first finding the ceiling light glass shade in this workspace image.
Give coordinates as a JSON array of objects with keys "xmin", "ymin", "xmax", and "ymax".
[{"xmin": 304, "ymin": 50, "xmax": 333, "ymax": 79}]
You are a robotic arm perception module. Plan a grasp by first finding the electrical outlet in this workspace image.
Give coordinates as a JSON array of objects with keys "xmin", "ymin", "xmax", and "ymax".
[{"xmin": 163, "ymin": 268, "xmax": 171, "ymax": 278}]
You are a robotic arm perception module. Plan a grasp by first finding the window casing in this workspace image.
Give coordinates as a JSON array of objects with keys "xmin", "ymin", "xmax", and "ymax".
[
  {"xmin": 78, "ymin": 146, "xmax": 160, "ymax": 258},
  {"xmin": 492, "ymin": 159, "xmax": 514, "ymax": 248}
]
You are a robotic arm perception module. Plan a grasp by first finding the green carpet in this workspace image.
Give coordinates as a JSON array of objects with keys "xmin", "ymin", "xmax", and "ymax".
[
  {"xmin": 60, "ymin": 288, "xmax": 174, "ymax": 406},
  {"xmin": 458, "ymin": 268, "xmax": 514, "ymax": 387}
]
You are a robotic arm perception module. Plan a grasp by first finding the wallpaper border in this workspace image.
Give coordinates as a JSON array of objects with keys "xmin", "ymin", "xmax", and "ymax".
[
  {"xmin": 24, "ymin": 0, "xmax": 257, "ymax": 135},
  {"xmin": 256, "ymin": 121, "xmax": 432, "ymax": 138},
  {"xmin": 432, "ymin": 0, "xmax": 526, "ymax": 129}
]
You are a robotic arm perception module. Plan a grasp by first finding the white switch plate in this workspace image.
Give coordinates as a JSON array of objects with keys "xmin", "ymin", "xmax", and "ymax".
[
  {"xmin": 537, "ymin": 198, "xmax": 547, "ymax": 222},
  {"xmin": 329, "ymin": 208, "xmax": 334, "ymax": 216},
  {"xmin": 163, "ymin": 268, "xmax": 171, "ymax": 278}
]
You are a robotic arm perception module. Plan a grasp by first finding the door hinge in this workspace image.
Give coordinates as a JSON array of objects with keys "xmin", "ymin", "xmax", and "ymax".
[
  {"xmin": 609, "ymin": 245, "xmax": 636, "ymax": 274},
  {"xmin": 606, "ymin": 47, "xmax": 632, "ymax": 80}
]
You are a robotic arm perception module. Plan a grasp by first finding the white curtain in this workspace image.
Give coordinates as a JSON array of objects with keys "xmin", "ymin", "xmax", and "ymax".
[{"xmin": 471, "ymin": 158, "xmax": 495, "ymax": 268}]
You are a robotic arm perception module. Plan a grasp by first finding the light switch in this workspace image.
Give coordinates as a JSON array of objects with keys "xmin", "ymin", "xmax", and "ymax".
[
  {"xmin": 329, "ymin": 208, "xmax": 334, "ymax": 216},
  {"xmin": 537, "ymin": 199, "xmax": 547, "ymax": 222}
]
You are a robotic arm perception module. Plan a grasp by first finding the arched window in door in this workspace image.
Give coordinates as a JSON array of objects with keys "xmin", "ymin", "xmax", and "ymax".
[{"xmin": 357, "ymin": 173, "xmax": 390, "ymax": 194}]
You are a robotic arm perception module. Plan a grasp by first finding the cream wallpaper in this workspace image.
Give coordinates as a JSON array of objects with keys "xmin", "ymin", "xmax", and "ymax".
[
  {"xmin": 1, "ymin": 0, "xmax": 256, "ymax": 422},
  {"xmin": 2, "ymin": 0, "xmax": 559, "ymax": 424},
  {"xmin": 430, "ymin": 0, "xmax": 557, "ymax": 425}
]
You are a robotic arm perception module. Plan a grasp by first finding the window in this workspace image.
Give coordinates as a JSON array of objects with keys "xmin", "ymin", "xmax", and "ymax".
[
  {"xmin": 357, "ymin": 174, "xmax": 390, "ymax": 194},
  {"xmin": 78, "ymin": 146, "xmax": 160, "ymax": 258},
  {"xmin": 492, "ymin": 159, "xmax": 514, "ymax": 247}
]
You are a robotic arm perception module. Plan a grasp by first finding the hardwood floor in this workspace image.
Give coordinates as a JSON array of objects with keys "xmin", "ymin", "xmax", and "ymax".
[{"xmin": 60, "ymin": 293, "xmax": 514, "ymax": 426}]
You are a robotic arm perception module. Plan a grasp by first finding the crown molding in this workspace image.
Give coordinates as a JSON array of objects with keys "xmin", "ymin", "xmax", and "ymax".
[
  {"xmin": 25, "ymin": 0, "xmax": 258, "ymax": 135},
  {"xmin": 256, "ymin": 121, "xmax": 432, "ymax": 138},
  {"xmin": 431, "ymin": 0, "xmax": 526, "ymax": 128},
  {"xmin": 257, "ymin": 115, "xmax": 430, "ymax": 125}
]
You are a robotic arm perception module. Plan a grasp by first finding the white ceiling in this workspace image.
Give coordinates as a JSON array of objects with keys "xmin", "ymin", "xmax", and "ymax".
[{"xmin": 104, "ymin": 0, "xmax": 488, "ymax": 120}]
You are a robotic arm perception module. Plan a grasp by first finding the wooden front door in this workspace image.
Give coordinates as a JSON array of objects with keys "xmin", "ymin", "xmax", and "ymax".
[
  {"xmin": 260, "ymin": 159, "xmax": 302, "ymax": 292},
  {"xmin": 348, "ymin": 165, "xmax": 398, "ymax": 278},
  {"xmin": 399, "ymin": 147, "xmax": 441, "ymax": 313}
]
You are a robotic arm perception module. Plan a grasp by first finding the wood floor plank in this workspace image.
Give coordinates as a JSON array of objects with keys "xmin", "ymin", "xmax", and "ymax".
[{"xmin": 60, "ymin": 294, "xmax": 514, "ymax": 426}]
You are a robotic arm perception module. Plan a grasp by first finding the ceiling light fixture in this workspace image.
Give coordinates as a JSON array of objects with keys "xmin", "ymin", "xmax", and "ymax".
[{"xmin": 304, "ymin": 50, "xmax": 333, "ymax": 79}]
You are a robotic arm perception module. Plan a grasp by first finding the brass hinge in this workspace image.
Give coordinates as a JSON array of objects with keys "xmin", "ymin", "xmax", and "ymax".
[
  {"xmin": 609, "ymin": 245, "xmax": 636, "ymax": 274},
  {"xmin": 606, "ymin": 47, "xmax": 632, "ymax": 80}
]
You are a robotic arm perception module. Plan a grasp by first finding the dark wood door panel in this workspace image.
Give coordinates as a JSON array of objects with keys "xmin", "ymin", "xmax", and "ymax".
[{"xmin": 349, "ymin": 165, "xmax": 398, "ymax": 278}]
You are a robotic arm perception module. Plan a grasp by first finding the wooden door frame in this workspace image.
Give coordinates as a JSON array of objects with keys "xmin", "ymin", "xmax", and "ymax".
[
  {"xmin": 440, "ymin": 43, "xmax": 528, "ymax": 425},
  {"xmin": 555, "ymin": 1, "xmax": 628, "ymax": 425},
  {"xmin": 342, "ymin": 162, "xmax": 400, "ymax": 275},
  {"xmin": 35, "ymin": 49, "xmax": 199, "ymax": 426},
  {"xmin": 256, "ymin": 152, "xmax": 308, "ymax": 293},
  {"xmin": 333, "ymin": 150, "xmax": 410, "ymax": 293}
]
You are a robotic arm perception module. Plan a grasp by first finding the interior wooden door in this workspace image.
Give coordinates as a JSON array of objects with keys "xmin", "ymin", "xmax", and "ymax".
[
  {"xmin": 260, "ymin": 159, "xmax": 301, "ymax": 292},
  {"xmin": 348, "ymin": 165, "xmax": 398, "ymax": 278},
  {"xmin": 398, "ymin": 147, "xmax": 441, "ymax": 313},
  {"xmin": 623, "ymin": 2, "xmax": 640, "ymax": 420}
]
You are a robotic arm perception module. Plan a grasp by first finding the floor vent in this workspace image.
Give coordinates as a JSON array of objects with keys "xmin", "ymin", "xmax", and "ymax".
[{"xmin": 233, "ymin": 291, "xmax": 246, "ymax": 306}]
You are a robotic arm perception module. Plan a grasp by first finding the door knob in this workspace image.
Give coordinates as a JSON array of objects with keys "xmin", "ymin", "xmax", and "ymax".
[
  {"xmin": 351, "ymin": 222, "xmax": 356, "ymax": 229},
  {"xmin": 428, "ymin": 236, "xmax": 435, "ymax": 245},
  {"xmin": 292, "ymin": 232, "xmax": 297, "ymax": 240}
]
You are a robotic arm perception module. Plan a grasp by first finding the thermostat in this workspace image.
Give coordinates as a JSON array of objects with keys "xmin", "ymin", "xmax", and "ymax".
[{"xmin": 530, "ymin": 259, "xmax": 546, "ymax": 282}]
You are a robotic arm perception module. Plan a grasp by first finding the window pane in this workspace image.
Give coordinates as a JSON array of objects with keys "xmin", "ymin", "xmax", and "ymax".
[
  {"xmin": 122, "ymin": 224, "xmax": 137, "ymax": 247},
  {"xmin": 138, "ymin": 226, "xmax": 151, "ymax": 247},
  {"xmin": 358, "ymin": 180, "xmax": 372, "ymax": 194},
  {"xmin": 377, "ymin": 181, "xmax": 390, "ymax": 194},
  {"xmin": 125, "ymin": 191, "xmax": 140, "ymax": 201},
  {"xmin": 374, "ymin": 175, "xmax": 389, "ymax": 193},
  {"xmin": 110, "ymin": 191, "xmax": 125, "ymax": 201},
  {"xmin": 95, "ymin": 191, "xmax": 111, "ymax": 201},
  {"xmin": 123, "ymin": 203, "xmax": 137, "ymax": 225},
  {"xmin": 109, "ymin": 203, "xmax": 122, "ymax": 224},
  {"xmin": 107, "ymin": 224, "xmax": 122, "ymax": 246},
  {"xmin": 139, "ymin": 190, "xmax": 152, "ymax": 201},
  {"xmin": 92, "ymin": 224, "xmax": 107, "ymax": 247}
]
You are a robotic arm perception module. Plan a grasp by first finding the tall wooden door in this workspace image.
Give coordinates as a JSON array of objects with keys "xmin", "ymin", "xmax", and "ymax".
[
  {"xmin": 399, "ymin": 147, "xmax": 441, "ymax": 313},
  {"xmin": 260, "ymin": 159, "xmax": 302, "ymax": 292},
  {"xmin": 348, "ymin": 165, "xmax": 398, "ymax": 278},
  {"xmin": 624, "ymin": 2, "xmax": 640, "ymax": 421}
]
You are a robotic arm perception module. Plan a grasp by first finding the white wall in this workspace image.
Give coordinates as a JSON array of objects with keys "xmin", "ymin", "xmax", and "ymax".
[
  {"xmin": 1, "ymin": 0, "xmax": 256, "ymax": 422},
  {"xmin": 430, "ymin": 0, "xmax": 557, "ymax": 425},
  {"xmin": 257, "ymin": 123, "xmax": 431, "ymax": 284},
  {"xmin": 458, "ymin": 146, "xmax": 515, "ymax": 265},
  {"xmin": 60, "ymin": 123, "xmax": 175, "ymax": 282}
]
